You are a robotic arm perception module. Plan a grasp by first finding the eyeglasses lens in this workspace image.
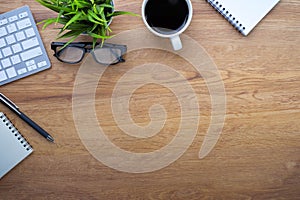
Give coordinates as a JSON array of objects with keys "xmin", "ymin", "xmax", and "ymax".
[
  {"xmin": 93, "ymin": 48, "xmax": 122, "ymax": 65},
  {"xmin": 58, "ymin": 47, "xmax": 84, "ymax": 63}
]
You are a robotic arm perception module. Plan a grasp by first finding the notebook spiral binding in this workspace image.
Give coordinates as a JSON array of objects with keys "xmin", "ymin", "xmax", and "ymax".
[
  {"xmin": 0, "ymin": 113, "xmax": 33, "ymax": 151},
  {"xmin": 207, "ymin": 0, "xmax": 246, "ymax": 34}
]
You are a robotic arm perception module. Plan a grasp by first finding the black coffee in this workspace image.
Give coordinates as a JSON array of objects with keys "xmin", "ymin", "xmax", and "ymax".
[{"xmin": 145, "ymin": 0, "xmax": 189, "ymax": 34}]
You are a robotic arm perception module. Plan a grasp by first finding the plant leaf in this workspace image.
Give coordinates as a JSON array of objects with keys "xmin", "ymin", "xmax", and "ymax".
[
  {"xmin": 60, "ymin": 35, "xmax": 81, "ymax": 50},
  {"xmin": 88, "ymin": 9, "xmax": 105, "ymax": 22},
  {"xmin": 99, "ymin": 9, "xmax": 108, "ymax": 28},
  {"xmin": 98, "ymin": 3, "xmax": 113, "ymax": 9},
  {"xmin": 88, "ymin": 32, "xmax": 112, "ymax": 39},
  {"xmin": 38, "ymin": 18, "xmax": 62, "ymax": 29},
  {"xmin": 35, "ymin": 0, "xmax": 73, "ymax": 13},
  {"xmin": 90, "ymin": 24, "xmax": 98, "ymax": 32},
  {"xmin": 57, "ymin": 29, "xmax": 82, "ymax": 39},
  {"xmin": 92, "ymin": 37, "xmax": 97, "ymax": 49},
  {"xmin": 74, "ymin": 0, "xmax": 91, "ymax": 8},
  {"xmin": 66, "ymin": 23, "xmax": 91, "ymax": 31},
  {"xmin": 87, "ymin": 15, "xmax": 103, "ymax": 25},
  {"xmin": 56, "ymin": 9, "xmax": 64, "ymax": 24},
  {"xmin": 63, "ymin": 12, "xmax": 82, "ymax": 30},
  {"xmin": 108, "ymin": 11, "xmax": 140, "ymax": 17}
]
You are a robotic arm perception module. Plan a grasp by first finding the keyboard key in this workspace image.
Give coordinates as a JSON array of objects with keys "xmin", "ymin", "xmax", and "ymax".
[
  {"xmin": 27, "ymin": 64, "xmax": 37, "ymax": 71},
  {"xmin": 20, "ymin": 46, "xmax": 42, "ymax": 61},
  {"xmin": 5, "ymin": 35, "xmax": 16, "ymax": 45},
  {"xmin": 37, "ymin": 61, "xmax": 47, "ymax": 68},
  {"xmin": 6, "ymin": 67, "xmax": 17, "ymax": 78},
  {"xmin": 17, "ymin": 68, "xmax": 27, "ymax": 75},
  {"xmin": 8, "ymin": 15, "xmax": 18, "ymax": 22},
  {"xmin": 0, "ymin": 18, "xmax": 8, "ymax": 26},
  {"xmin": 0, "ymin": 51, "xmax": 2, "ymax": 59},
  {"xmin": 15, "ymin": 31, "xmax": 26, "ymax": 41},
  {"xmin": 6, "ymin": 23, "xmax": 17, "ymax": 33},
  {"xmin": 25, "ymin": 28, "xmax": 35, "ymax": 37},
  {"xmin": 2, "ymin": 47, "xmax": 12, "ymax": 57},
  {"xmin": 10, "ymin": 54, "xmax": 21, "ymax": 65},
  {"xmin": 25, "ymin": 60, "xmax": 35, "ymax": 67},
  {"xmin": 16, "ymin": 18, "xmax": 31, "ymax": 30},
  {"xmin": 1, "ymin": 58, "xmax": 11, "ymax": 68},
  {"xmin": 0, "ymin": 38, "xmax": 6, "ymax": 48},
  {"xmin": 19, "ymin": 12, "xmax": 28, "ymax": 19},
  {"xmin": 0, "ymin": 27, "xmax": 8, "ymax": 37},
  {"xmin": 12, "ymin": 43, "xmax": 22, "ymax": 53},
  {"xmin": 0, "ymin": 70, "xmax": 8, "ymax": 81},
  {"xmin": 22, "ymin": 37, "xmax": 39, "ymax": 50}
]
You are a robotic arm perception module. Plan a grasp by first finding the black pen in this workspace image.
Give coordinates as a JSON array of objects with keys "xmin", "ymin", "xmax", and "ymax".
[{"xmin": 0, "ymin": 93, "xmax": 54, "ymax": 142}]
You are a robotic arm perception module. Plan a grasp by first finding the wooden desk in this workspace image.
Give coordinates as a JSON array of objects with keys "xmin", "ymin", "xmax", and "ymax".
[{"xmin": 1, "ymin": 0, "xmax": 299, "ymax": 199}]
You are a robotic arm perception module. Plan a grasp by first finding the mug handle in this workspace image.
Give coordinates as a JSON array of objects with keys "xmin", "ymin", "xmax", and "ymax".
[{"xmin": 170, "ymin": 35, "xmax": 182, "ymax": 51}]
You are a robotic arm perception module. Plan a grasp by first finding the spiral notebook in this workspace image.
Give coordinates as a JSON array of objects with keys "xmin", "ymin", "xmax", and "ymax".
[
  {"xmin": 0, "ymin": 112, "xmax": 33, "ymax": 179},
  {"xmin": 207, "ymin": 0, "xmax": 280, "ymax": 36}
]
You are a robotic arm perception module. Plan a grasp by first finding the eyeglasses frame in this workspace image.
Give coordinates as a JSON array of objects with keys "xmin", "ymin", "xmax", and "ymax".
[{"xmin": 51, "ymin": 42, "xmax": 127, "ymax": 65}]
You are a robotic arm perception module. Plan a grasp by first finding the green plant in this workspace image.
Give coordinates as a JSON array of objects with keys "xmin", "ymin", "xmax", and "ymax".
[{"xmin": 36, "ymin": 0, "xmax": 138, "ymax": 48}]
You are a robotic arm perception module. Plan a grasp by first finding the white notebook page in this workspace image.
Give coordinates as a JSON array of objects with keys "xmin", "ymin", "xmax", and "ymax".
[{"xmin": 208, "ymin": 0, "xmax": 280, "ymax": 35}]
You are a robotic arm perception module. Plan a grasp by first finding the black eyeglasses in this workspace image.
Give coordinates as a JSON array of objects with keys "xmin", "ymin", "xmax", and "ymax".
[{"xmin": 51, "ymin": 42, "xmax": 127, "ymax": 65}]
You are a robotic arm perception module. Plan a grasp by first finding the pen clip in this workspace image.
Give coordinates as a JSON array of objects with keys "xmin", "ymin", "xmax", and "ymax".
[{"xmin": 0, "ymin": 93, "xmax": 19, "ymax": 110}]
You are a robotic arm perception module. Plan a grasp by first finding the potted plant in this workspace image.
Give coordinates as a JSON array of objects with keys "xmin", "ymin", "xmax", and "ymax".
[{"xmin": 36, "ymin": 0, "xmax": 138, "ymax": 48}]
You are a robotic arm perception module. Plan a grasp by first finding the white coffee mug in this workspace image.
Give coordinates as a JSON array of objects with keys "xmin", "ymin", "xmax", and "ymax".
[{"xmin": 142, "ymin": 0, "xmax": 193, "ymax": 51}]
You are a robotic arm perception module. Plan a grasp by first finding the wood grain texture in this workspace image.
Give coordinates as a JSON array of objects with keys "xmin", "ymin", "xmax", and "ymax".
[{"xmin": 0, "ymin": 0, "xmax": 299, "ymax": 199}]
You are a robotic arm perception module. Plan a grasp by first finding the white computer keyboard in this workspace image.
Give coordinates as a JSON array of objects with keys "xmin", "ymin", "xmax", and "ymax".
[{"xmin": 0, "ymin": 5, "xmax": 51, "ymax": 86}]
